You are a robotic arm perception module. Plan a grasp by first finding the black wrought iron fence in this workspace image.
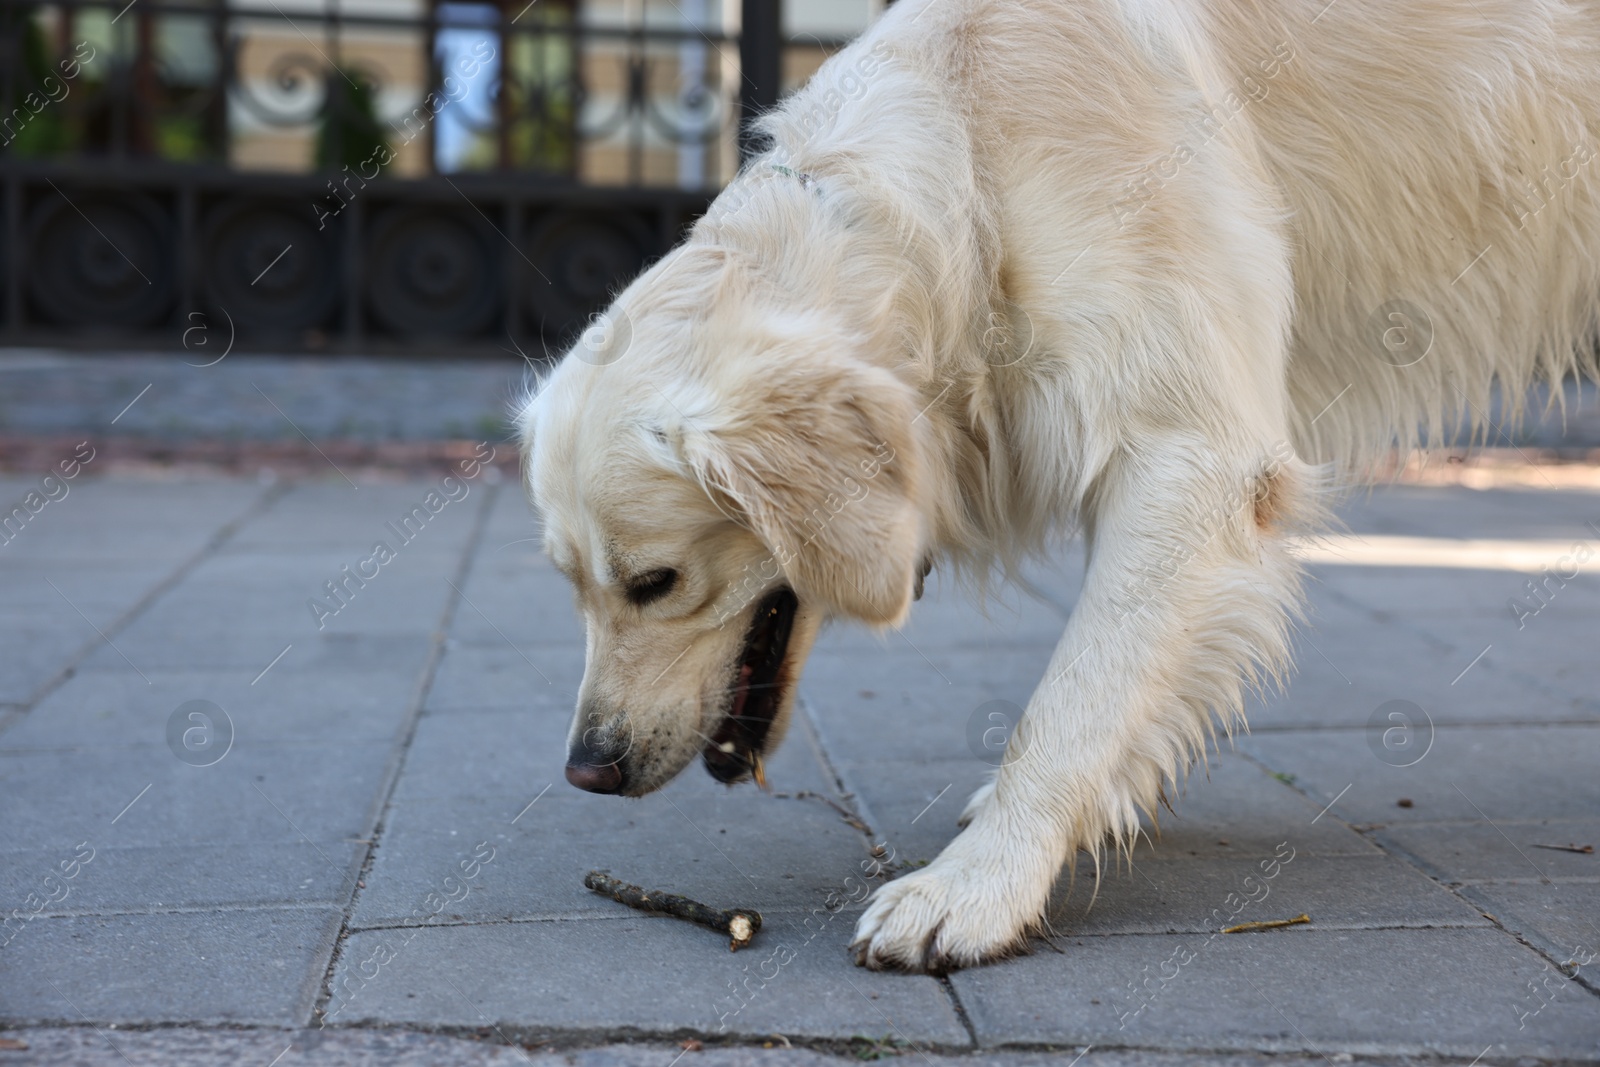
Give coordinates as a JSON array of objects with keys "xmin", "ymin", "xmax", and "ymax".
[{"xmin": 0, "ymin": 0, "xmax": 837, "ymax": 351}]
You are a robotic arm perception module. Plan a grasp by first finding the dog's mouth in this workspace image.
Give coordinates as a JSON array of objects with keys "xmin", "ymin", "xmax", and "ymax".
[{"xmin": 702, "ymin": 587, "xmax": 799, "ymax": 784}]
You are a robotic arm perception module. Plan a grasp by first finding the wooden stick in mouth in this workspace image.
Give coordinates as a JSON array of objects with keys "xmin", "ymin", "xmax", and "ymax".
[{"xmin": 583, "ymin": 871, "xmax": 762, "ymax": 951}]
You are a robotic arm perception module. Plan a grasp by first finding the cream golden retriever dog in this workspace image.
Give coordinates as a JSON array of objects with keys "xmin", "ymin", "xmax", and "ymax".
[{"xmin": 519, "ymin": 0, "xmax": 1600, "ymax": 971}]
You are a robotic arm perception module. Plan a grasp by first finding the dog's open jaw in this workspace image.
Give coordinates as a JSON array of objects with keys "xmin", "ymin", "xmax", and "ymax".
[{"xmin": 702, "ymin": 587, "xmax": 799, "ymax": 785}]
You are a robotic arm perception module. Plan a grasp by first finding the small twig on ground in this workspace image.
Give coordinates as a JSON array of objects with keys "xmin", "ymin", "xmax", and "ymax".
[
  {"xmin": 1532, "ymin": 843, "xmax": 1594, "ymax": 854},
  {"xmin": 1222, "ymin": 913, "xmax": 1311, "ymax": 934},
  {"xmin": 583, "ymin": 871, "xmax": 762, "ymax": 951}
]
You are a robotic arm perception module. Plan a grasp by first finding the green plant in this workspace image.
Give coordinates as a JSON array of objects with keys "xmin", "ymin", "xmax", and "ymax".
[
  {"xmin": 848, "ymin": 1035, "xmax": 911, "ymax": 1061},
  {"xmin": 315, "ymin": 74, "xmax": 390, "ymax": 172},
  {"xmin": 3, "ymin": 9, "xmax": 71, "ymax": 155}
]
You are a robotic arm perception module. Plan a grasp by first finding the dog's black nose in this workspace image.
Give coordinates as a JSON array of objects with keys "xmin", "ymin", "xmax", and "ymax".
[
  {"xmin": 565, "ymin": 730, "xmax": 628, "ymax": 794},
  {"xmin": 565, "ymin": 760, "xmax": 624, "ymax": 793}
]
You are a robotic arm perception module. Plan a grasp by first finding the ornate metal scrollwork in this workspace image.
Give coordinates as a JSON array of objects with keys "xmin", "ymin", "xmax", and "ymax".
[
  {"xmin": 27, "ymin": 189, "xmax": 174, "ymax": 328},
  {"xmin": 364, "ymin": 204, "xmax": 499, "ymax": 337},
  {"xmin": 1, "ymin": 0, "xmax": 767, "ymax": 347},
  {"xmin": 563, "ymin": 51, "xmax": 729, "ymax": 148},
  {"xmin": 641, "ymin": 66, "xmax": 728, "ymax": 146},
  {"xmin": 226, "ymin": 48, "xmax": 331, "ymax": 129}
]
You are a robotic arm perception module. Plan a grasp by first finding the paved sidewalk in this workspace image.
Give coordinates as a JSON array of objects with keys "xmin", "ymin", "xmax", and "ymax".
[
  {"xmin": 1, "ymin": 462, "xmax": 1598, "ymax": 1065},
  {"xmin": 0, "ymin": 349, "xmax": 522, "ymax": 443},
  {"xmin": 3, "ymin": 346, "xmax": 1600, "ymax": 449}
]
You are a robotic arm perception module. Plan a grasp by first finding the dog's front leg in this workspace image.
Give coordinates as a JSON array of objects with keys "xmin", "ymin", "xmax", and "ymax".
[{"xmin": 852, "ymin": 439, "xmax": 1305, "ymax": 971}]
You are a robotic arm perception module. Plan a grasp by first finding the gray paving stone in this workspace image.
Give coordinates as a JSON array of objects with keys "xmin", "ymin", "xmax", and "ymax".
[
  {"xmin": 0, "ymin": 840, "xmax": 363, "ymax": 915},
  {"xmin": 0, "ymin": 561, "xmax": 220, "ymax": 703},
  {"xmin": 1047, "ymin": 852, "xmax": 1486, "ymax": 936},
  {"xmin": 1312, "ymin": 563, "xmax": 1583, "ymax": 621},
  {"xmin": 291, "ymin": 632, "xmax": 438, "ymax": 674},
  {"xmin": 811, "ymin": 573, "xmax": 1076, "ymax": 657},
  {"xmin": 1248, "ymin": 661, "xmax": 1595, "ymax": 732},
  {"xmin": 1459, "ymin": 882, "xmax": 1600, "ymax": 965},
  {"xmin": 835, "ymin": 759, "xmax": 1477, "ymax": 952},
  {"xmin": 351, "ymin": 695, "xmax": 858, "ymax": 927},
  {"xmin": 425, "ymin": 644, "xmax": 584, "ymax": 713},
  {"xmin": 349, "ymin": 781, "xmax": 872, "ymax": 929},
  {"xmin": 1239, "ymin": 724, "xmax": 1600, "ymax": 824},
  {"xmin": 198, "ymin": 547, "xmax": 473, "ymax": 592},
  {"xmin": 1375, "ymin": 818, "xmax": 1600, "ymax": 884},
  {"xmin": 226, "ymin": 482, "xmax": 497, "ymax": 552},
  {"xmin": 1410, "ymin": 612, "xmax": 1600, "ymax": 706},
  {"xmin": 1248, "ymin": 595, "xmax": 1594, "ymax": 728},
  {"xmin": 0, "ymin": 483, "xmax": 270, "ymax": 700},
  {"xmin": 0, "ymin": 907, "xmax": 343, "ymax": 1025},
  {"xmin": 390, "ymin": 708, "xmax": 604, "ymax": 802},
  {"xmin": 801, "ymin": 647, "xmax": 1058, "ymax": 765},
  {"xmin": 1333, "ymin": 483, "xmax": 1600, "ymax": 542},
  {"xmin": 0, "ymin": 480, "xmax": 263, "ymax": 560},
  {"xmin": 824, "ymin": 758, "xmax": 993, "ymax": 866},
  {"xmin": 213, "ymin": 533, "xmax": 477, "ymax": 581},
  {"xmin": 72, "ymin": 631, "xmax": 438, "ymax": 683},
  {"xmin": 949, "ymin": 927, "xmax": 1600, "ymax": 1056},
  {"xmin": 57, "ymin": 476, "xmax": 480, "ymax": 673},
  {"xmin": 0, "ymin": 629, "xmax": 92, "ymax": 706},
  {"xmin": 450, "ymin": 552, "xmax": 585, "ymax": 648},
  {"xmin": 0, "ymin": 742, "xmax": 393, "ymax": 851},
  {"xmin": 829, "ymin": 754, "xmax": 1379, "ymax": 878},
  {"xmin": 77, "ymin": 619, "xmax": 438, "ymax": 673},
  {"xmin": 480, "ymin": 477, "xmax": 542, "ymax": 536},
  {"xmin": 0, "ymin": 562, "xmax": 183, "ymax": 623},
  {"xmin": 1, "ymin": 667, "xmax": 420, "ymax": 751},
  {"xmin": 90, "ymin": 563, "xmax": 458, "ymax": 672},
  {"xmin": 1118, "ymin": 754, "xmax": 1381, "ymax": 859},
  {"xmin": 329, "ymin": 917, "xmax": 970, "ymax": 1044},
  {"xmin": 0, "ymin": 350, "xmax": 519, "ymax": 442}
]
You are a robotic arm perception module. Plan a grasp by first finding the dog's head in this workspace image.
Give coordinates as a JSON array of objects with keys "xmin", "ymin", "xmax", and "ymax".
[{"xmin": 520, "ymin": 246, "xmax": 928, "ymax": 796}]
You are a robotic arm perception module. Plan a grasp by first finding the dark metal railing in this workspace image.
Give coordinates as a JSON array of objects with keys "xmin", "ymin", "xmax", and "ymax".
[
  {"xmin": 1, "ymin": 0, "xmax": 759, "ymax": 184},
  {"xmin": 0, "ymin": 0, "xmax": 845, "ymax": 351}
]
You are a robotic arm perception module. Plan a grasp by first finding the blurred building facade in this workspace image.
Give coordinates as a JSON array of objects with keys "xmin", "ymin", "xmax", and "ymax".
[{"xmin": 0, "ymin": 0, "xmax": 878, "ymax": 349}]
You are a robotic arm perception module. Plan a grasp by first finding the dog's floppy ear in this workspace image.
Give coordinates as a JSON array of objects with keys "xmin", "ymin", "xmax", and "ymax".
[{"xmin": 676, "ymin": 349, "xmax": 925, "ymax": 626}]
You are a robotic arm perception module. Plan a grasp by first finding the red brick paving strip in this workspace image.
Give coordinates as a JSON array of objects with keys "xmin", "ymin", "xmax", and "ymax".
[
  {"xmin": 0, "ymin": 435, "xmax": 522, "ymax": 482},
  {"xmin": 2, "ymin": 434, "xmax": 1597, "ymax": 487}
]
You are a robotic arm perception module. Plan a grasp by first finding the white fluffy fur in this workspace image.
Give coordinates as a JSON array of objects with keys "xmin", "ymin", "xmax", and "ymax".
[{"xmin": 521, "ymin": 0, "xmax": 1600, "ymax": 971}]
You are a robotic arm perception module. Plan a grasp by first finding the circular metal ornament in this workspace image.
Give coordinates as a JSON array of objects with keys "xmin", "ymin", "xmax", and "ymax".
[
  {"xmin": 28, "ymin": 190, "xmax": 174, "ymax": 328},
  {"xmin": 203, "ymin": 197, "xmax": 339, "ymax": 336},
  {"xmin": 524, "ymin": 210, "xmax": 654, "ymax": 342},
  {"xmin": 365, "ymin": 205, "xmax": 499, "ymax": 337}
]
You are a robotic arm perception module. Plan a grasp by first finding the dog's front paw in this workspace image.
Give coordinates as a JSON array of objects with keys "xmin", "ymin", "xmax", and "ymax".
[{"xmin": 850, "ymin": 852, "xmax": 1040, "ymax": 972}]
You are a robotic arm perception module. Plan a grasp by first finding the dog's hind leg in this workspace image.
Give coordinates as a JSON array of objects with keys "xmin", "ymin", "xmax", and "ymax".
[{"xmin": 852, "ymin": 434, "xmax": 1313, "ymax": 972}]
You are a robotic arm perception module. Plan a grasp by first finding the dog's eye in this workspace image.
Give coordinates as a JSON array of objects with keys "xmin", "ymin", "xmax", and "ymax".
[{"xmin": 624, "ymin": 568, "xmax": 679, "ymax": 606}]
